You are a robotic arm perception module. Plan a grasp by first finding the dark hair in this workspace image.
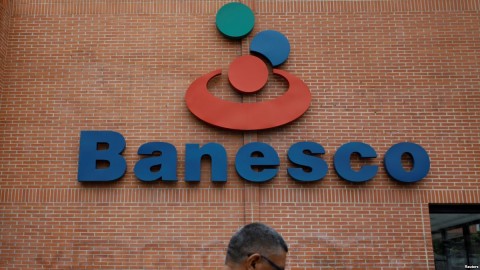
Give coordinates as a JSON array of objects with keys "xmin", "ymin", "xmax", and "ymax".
[{"xmin": 226, "ymin": 223, "xmax": 288, "ymax": 264}]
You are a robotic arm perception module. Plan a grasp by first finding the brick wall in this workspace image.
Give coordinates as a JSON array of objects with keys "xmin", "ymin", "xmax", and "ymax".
[
  {"xmin": 0, "ymin": 0, "xmax": 479, "ymax": 269},
  {"xmin": 0, "ymin": 0, "xmax": 11, "ymax": 94}
]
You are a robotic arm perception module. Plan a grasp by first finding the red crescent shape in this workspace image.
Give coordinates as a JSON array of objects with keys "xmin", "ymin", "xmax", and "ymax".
[{"xmin": 185, "ymin": 69, "xmax": 311, "ymax": 131}]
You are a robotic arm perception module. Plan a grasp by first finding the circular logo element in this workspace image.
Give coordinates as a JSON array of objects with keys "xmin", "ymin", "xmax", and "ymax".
[
  {"xmin": 186, "ymin": 2, "xmax": 311, "ymax": 131},
  {"xmin": 185, "ymin": 69, "xmax": 311, "ymax": 131},
  {"xmin": 250, "ymin": 30, "xmax": 290, "ymax": 67},
  {"xmin": 215, "ymin": 2, "xmax": 254, "ymax": 39},
  {"xmin": 228, "ymin": 55, "xmax": 268, "ymax": 94}
]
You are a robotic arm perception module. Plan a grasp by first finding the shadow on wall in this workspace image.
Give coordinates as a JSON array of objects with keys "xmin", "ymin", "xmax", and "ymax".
[{"xmin": 26, "ymin": 239, "xmax": 227, "ymax": 269}]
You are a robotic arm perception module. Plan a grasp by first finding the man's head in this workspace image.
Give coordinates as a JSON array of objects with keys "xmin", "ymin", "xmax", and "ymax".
[{"xmin": 224, "ymin": 223, "xmax": 288, "ymax": 270}]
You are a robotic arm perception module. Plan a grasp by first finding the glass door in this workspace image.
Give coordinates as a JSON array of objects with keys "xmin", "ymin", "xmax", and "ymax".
[{"xmin": 430, "ymin": 205, "xmax": 480, "ymax": 270}]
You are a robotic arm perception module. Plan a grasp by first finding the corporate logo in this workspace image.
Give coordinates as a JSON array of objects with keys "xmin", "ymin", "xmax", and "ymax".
[
  {"xmin": 76, "ymin": 3, "xmax": 431, "ymax": 184},
  {"xmin": 185, "ymin": 2, "xmax": 311, "ymax": 131}
]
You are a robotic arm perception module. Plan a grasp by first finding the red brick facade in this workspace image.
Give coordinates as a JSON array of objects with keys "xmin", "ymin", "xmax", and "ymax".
[{"xmin": 0, "ymin": 0, "xmax": 479, "ymax": 269}]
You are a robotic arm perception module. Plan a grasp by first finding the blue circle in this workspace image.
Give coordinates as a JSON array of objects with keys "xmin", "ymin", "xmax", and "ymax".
[{"xmin": 250, "ymin": 30, "xmax": 290, "ymax": 67}]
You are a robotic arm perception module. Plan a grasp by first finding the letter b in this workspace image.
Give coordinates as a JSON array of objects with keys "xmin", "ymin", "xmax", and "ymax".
[{"xmin": 77, "ymin": 131, "xmax": 127, "ymax": 182}]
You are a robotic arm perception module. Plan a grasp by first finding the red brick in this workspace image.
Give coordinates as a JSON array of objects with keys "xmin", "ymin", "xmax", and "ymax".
[{"xmin": 0, "ymin": 0, "xmax": 479, "ymax": 269}]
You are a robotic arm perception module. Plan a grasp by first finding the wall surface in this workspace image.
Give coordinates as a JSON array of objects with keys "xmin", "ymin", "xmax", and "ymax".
[
  {"xmin": 0, "ymin": 0, "xmax": 479, "ymax": 269},
  {"xmin": 0, "ymin": 0, "xmax": 11, "ymax": 94}
]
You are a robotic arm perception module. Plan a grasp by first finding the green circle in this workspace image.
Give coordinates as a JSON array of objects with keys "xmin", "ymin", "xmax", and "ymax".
[{"xmin": 216, "ymin": 2, "xmax": 254, "ymax": 40}]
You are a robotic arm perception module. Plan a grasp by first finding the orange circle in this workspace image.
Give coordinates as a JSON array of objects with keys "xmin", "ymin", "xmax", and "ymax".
[{"xmin": 228, "ymin": 55, "xmax": 268, "ymax": 94}]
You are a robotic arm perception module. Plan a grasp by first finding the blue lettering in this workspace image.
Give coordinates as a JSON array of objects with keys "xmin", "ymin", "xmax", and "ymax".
[
  {"xmin": 134, "ymin": 142, "xmax": 177, "ymax": 182},
  {"xmin": 185, "ymin": 143, "xmax": 227, "ymax": 182},
  {"xmin": 384, "ymin": 142, "xmax": 430, "ymax": 183},
  {"xmin": 77, "ymin": 131, "xmax": 127, "ymax": 182},
  {"xmin": 334, "ymin": 142, "xmax": 378, "ymax": 183},
  {"xmin": 77, "ymin": 131, "xmax": 431, "ymax": 184},
  {"xmin": 235, "ymin": 142, "xmax": 279, "ymax": 182},
  {"xmin": 287, "ymin": 142, "xmax": 327, "ymax": 182}
]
